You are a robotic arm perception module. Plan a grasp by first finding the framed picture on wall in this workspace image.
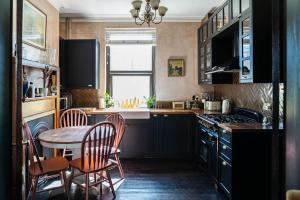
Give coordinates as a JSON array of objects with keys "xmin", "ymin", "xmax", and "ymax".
[
  {"xmin": 23, "ymin": 0, "xmax": 47, "ymax": 50},
  {"xmin": 168, "ymin": 59, "xmax": 185, "ymax": 77}
]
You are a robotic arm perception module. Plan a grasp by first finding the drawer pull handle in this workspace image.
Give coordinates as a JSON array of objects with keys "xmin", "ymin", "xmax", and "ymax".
[
  {"xmin": 222, "ymin": 129, "xmax": 227, "ymax": 134},
  {"xmin": 222, "ymin": 145, "xmax": 227, "ymax": 150},
  {"xmin": 164, "ymin": 114, "xmax": 168, "ymax": 117},
  {"xmin": 153, "ymin": 114, "xmax": 158, "ymax": 117},
  {"xmin": 222, "ymin": 161, "xmax": 227, "ymax": 166}
]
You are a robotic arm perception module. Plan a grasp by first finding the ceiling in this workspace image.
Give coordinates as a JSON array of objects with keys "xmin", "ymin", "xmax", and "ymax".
[{"xmin": 48, "ymin": 0, "xmax": 225, "ymax": 22}]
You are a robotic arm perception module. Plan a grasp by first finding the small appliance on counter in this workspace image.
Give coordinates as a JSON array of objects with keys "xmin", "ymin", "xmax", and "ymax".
[
  {"xmin": 204, "ymin": 101, "xmax": 222, "ymax": 111},
  {"xmin": 60, "ymin": 93, "xmax": 72, "ymax": 110},
  {"xmin": 191, "ymin": 95, "xmax": 201, "ymax": 110},
  {"xmin": 99, "ymin": 97, "xmax": 105, "ymax": 109},
  {"xmin": 172, "ymin": 101, "xmax": 185, "ymax": 110},
  {"xmin": 222, "ymin": 99, "xmax": 232, "ymax": 114}
]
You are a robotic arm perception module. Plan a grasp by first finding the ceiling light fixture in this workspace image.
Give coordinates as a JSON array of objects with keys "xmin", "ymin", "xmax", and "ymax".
[{"xmin": 130, "ymin": 0, "xmax": 168, "ymax": 26}]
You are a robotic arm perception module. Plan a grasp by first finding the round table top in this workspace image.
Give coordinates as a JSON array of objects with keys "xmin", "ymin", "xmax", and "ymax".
[{"xmin": 38, "ymin": 126, "xmax": 112, "ymax": 149}]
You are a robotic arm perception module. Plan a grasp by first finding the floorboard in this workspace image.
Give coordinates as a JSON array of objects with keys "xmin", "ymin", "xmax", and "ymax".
[{"xmin": 34, "ymin": 159, "xmax": 227, "ymax": 200}]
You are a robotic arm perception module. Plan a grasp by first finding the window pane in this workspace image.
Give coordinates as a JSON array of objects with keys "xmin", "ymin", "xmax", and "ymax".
[
  {"xmin": 110, "ymin": 45, "xmax": 152, "ymax": 71},
  {"xmin": 112, "ymin": 76, "xmax": 150, "ymax": 102}
]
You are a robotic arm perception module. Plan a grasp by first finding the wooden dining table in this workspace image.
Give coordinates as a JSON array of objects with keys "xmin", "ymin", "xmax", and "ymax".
[{"xmin": 38, "ymin": 125, "xmax": 113, "ymax": 149}]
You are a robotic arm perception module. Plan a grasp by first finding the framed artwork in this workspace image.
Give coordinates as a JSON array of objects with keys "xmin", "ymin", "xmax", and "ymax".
[
  {"xmin": 168, "ymin": 59, "xmax": 185, "ymax": 77},
  {"xmin": 23, "ymin": 0, "xmax": 47, "ymax": 50}
]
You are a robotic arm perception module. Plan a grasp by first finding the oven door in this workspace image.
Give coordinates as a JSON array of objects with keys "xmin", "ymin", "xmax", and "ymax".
[
  {"xmin": 199, "ymin": 126, "xmax": 209, "ymax": 163},
  {"xmin": 207, "ymin": 139, "xmax": 218, "ymax": 180}
]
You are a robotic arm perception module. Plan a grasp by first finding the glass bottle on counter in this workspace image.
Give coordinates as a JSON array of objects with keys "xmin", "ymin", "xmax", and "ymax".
[{"xmin": 26, "ymin": 82, "xmax": 35, "ymax": 98}]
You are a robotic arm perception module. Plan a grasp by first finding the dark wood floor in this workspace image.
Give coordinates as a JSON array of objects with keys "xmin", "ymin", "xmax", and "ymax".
[{"xmin": 35, "ymin": 159, "xmax": 227, "ymax": 200}]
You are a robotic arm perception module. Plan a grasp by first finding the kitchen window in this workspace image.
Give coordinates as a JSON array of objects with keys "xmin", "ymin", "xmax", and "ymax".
[{"xmin": 106, "ymin": 29, "xmax": 155, "ymax": 103}]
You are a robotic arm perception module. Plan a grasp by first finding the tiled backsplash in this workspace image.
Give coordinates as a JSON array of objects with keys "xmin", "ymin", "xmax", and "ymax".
[
  {"xmin": 214, "ymin": 83, "xmax": 284, "ymax": 119},
  {"xmin": 68, "ymin": 89, "xmax": 100, "ymax": 107},
  {"xmin": 67, "ymin": 83, "xmax": 284, "ymax": 121}
]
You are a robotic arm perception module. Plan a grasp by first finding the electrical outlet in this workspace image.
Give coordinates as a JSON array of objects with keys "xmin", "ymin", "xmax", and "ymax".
[{"xmin": 263, "ymin": 103, "xmax": 272, "ymax": 111}]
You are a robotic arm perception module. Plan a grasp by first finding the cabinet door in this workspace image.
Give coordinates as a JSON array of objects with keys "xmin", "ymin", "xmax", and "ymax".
[
  {"xmin": 239, "ymin": 14, "xmax": 253, "ymax": 82},
  {"xmin": 232, "ymin": 0, "xmax": 240, "ymax": 18},
  {"xmin": 212, "ymin": 16, "xmax": 217, "ymax": 34},
  {"xmin": 203, "ymin": 24, "xmax": 208, "ymax": 43},
  {"xmin": 94, "ymin": 114, "xmax": 108, "ymax": 123},
  {"xmin": 119, "ymin": 119, "xmax": 155, "ymax": 158},
  {"xmin": 87, "ymin": 114, "xmax": 95, "ymax": 125},
  {"xmin": 217, "ymin": 10, "xmax": 224, "ymax": 31},
  {"xmin": 241, "ymin": 0, "xmax": 250, "ymax": 12},
  {"xmin": 64, "ymin": 40, "xmax": 99, "ymax": 89},
  {"xmin": 223, "ymin": 4, "xmax": 230, "ymax": 26},
  {"xmin": 160, "ymin": 115, "xmax": 193, "ymax": 158}
]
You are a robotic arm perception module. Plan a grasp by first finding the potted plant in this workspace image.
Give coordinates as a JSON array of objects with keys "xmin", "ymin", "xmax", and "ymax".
[
  {"xmin": 104, "ymin": 92, "xmax": 114, "ymax": 108},
  {"xmin": 144, "ymin": 96, "xmax": 156, "ymax": 108}
]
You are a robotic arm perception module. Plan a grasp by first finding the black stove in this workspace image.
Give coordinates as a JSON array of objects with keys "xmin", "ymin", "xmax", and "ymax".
[
  {"xmin": 201, "ymin": 114, "xmax": 256, "ymax": 124},
  {"xmin": 197, "ymin": 107, "xmax": 263, "ymax": 130}
]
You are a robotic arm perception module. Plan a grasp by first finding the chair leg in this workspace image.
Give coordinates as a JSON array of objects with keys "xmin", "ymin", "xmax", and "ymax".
[
  {"xmin": 68, "ymin": 168, "xmax": 74, "ymax": 191},
  {"xmin": 63, "ymin": 148, "xmax": 66, "ymax": 157},
  {"xmin": 115, "ymin": 154, "xmax": 125, "ymax": 178},
  {"xmin": 106, "ymin": 170, "xmax": 116, "ymax": 198},
  {"xmin": 31, "ymin": 176, "xmax": 39, "ymax": 200},
  {"xmin": 85, "ymin": 173, "xmax": 89, "ymax": 200},
  {"xmin": 61, "ymin": 171, "xmax": 69, "ymax": 200},
  {"xmin": 99, "ymin": 182, "xmax": 103, "ymax": 197}
]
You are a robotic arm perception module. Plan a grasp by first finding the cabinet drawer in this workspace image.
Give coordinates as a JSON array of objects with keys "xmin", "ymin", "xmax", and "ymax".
[
  {"xmin": 219, "ymin": 141, "xmax": 232, "ymax": 164},
  {"xmin": 219, "ymin": 156, "xmax": 232, "ymax": 198},
  {"xmin": 219, "ymin": 129, "xmax": 232, "ymax": 148}
]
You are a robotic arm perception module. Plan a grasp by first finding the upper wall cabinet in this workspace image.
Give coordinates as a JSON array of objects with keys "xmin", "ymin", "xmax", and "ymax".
[
  {"xmin": 60, "ymin": 39, "xmax": 100, "ymax": 89},
  {"xmin": 198, "ymin": 0, "xmax": 274, "ymax": 84}
]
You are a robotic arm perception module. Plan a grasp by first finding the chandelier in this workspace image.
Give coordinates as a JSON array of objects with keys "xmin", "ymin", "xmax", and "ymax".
[{"xmin": 130, "ymin": 0, "xmax": 168, "ymax": 26}]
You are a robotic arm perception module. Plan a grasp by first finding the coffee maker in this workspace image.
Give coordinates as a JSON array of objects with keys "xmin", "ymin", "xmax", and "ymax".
[{"xmin": 191, "ymin": 95, "xmax": 200, "ymax": 109}]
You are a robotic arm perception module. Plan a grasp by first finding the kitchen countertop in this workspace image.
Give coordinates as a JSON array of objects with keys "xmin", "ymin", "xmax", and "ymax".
[
  {"xmin": 79, "ymin": 107, "xmax": 278, "ymax": 131},
  {"xmin": 83, "ymin": 107, "xmax": 222, "ymax": 115},
  {"xmin": 218, "ymin": 123, "xmax": 273, "ymax": 133}
]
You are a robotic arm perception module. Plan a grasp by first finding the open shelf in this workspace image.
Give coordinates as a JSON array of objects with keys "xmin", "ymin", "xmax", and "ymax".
[
  {"xmin": 22, "ymin": 58, "xmax": 59, "ymax": 71},
  {"xmin": 23, "ymin": 95, "xmax": 58, "ymax": 102}
]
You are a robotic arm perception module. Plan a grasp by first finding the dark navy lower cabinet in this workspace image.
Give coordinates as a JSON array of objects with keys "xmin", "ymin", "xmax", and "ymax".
[
  {"xmin": 91, "ymin": 114, "xmax": 195, "ymax": 159},
  {"xmin": 218, "ymin": 128, "xmax": 273, "ymax": 200}
]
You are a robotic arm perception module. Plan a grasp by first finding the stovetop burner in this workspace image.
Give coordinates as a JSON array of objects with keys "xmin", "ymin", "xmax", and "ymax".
[
  {"xmin": 202, "ymin": 114, "xmax": 256, "ymax": 124},
  {"xmin": 197, "ymin": 108, "xmax": 263, "ymax": 131}
]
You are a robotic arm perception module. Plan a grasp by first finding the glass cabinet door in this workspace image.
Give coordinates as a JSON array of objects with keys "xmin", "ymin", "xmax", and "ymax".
[
  {"xmin": 232, "ymin": 0, "xmax": 240, "ymax": 18},
  {"xmin": 241, "ymin": 0, "xmax": 250, "ymax": 12},
  {"xmin": 208, "ymin": 21, "xmax": 212, "ymax": 38},
  {"xmin": 240, "ymin": 14, "xmax": 252, "ymax": 82},
  {"xmin": 199, "ymin": 28, "xmax": 203, "ymax": 43},
  {"xmin": 242, "ymin": 18, "xmax": 250, "ymax": 35},
  {"xmin": 217, "ymin": 10, "xmax": 223, "ymax": 31},
  {"xmin": 224, "ymin": 4, "xmax": 229, "ymax": 26},
  {"xmin": 212, "ymin": 16, "xmax": 217, "ymax": 33},
  {"xmin": 203, "ymin": 24, "xmax": 207, "ymax": 42},
  {"xmin": 242, "ymin": 36, "xmax": 250, "ymax": 58}
]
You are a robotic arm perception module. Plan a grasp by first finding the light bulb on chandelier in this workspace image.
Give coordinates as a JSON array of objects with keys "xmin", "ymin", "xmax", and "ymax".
[{"xmin": 130, "ymin": 0, "xmax": 168, "ymax": 26}]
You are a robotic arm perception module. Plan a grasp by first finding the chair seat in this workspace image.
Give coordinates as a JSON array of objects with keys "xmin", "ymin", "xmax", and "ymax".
[
  {"xmin": 29, "ymin": 157, "xmax": 69, "ymax": 176},
  {"xmin": 70, "ymin": 156, "xmax": 115, "ymax": 173}
]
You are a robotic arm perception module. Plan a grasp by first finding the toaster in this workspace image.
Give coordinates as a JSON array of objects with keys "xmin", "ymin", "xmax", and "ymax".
[{"xmin": 204, "ymin": 101, "xmax": 221, "ymax": 111}]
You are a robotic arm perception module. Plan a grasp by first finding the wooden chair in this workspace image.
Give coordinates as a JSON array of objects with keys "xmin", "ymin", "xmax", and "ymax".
[
  {"xmin": 105, "ymin": 113, "xmax": 126, "ymax": 179},
  {"xmin": 69, "ymin": 122, "xmax": 117, "ymax": 200},
  {"xmin": 23, "ymin": 122, "xmax": 69, "ymax": 200},
  {"xmin": 60, "ymin": 108, "xmax": 88, "ymax": 157}
]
